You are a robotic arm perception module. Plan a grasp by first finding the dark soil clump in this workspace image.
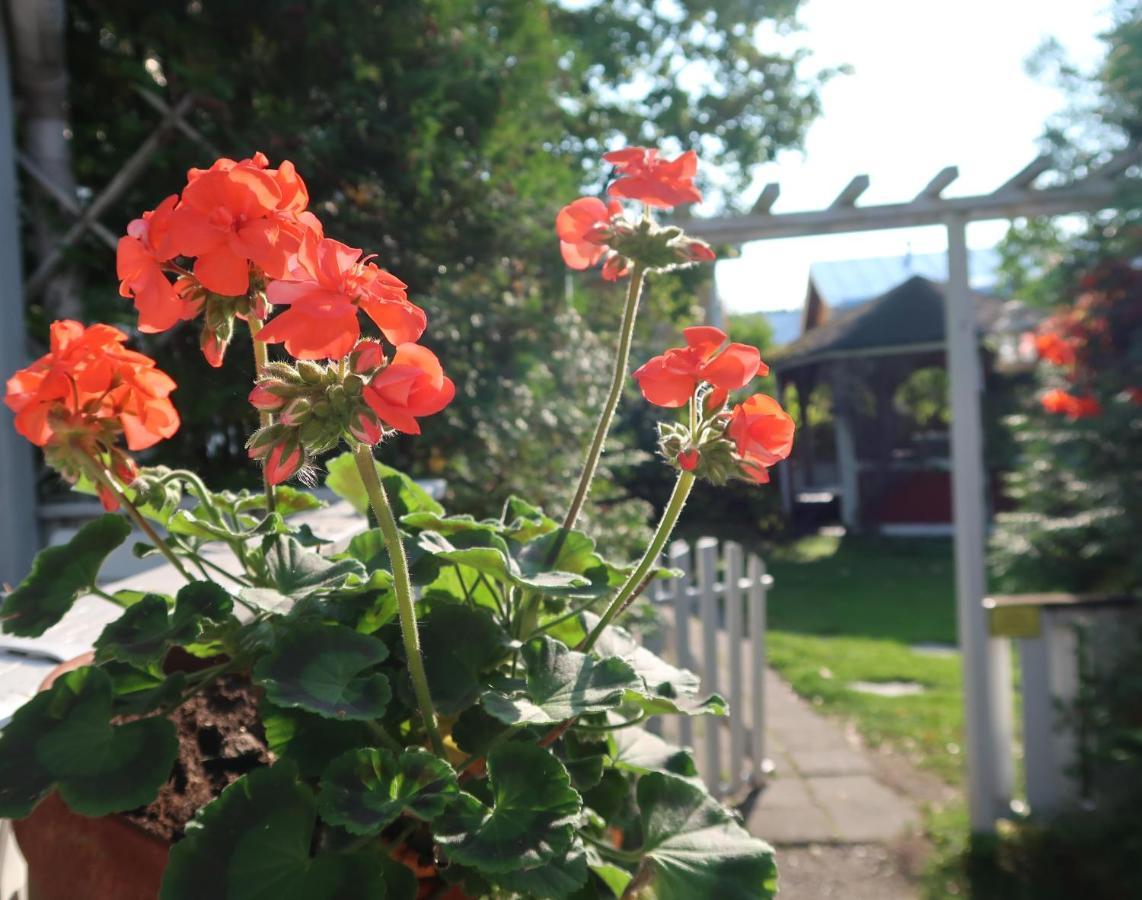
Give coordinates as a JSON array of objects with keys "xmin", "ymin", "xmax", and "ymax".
[{"xmin": 123, "ymin": 675, "xmax": 272, "ymax": 841}]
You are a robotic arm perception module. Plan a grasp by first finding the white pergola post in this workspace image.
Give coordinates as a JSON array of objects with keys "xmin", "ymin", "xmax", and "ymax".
[
  {"xmin": 944, "ymin": 216, "xmax": 1015, "ymax": 828},
  {"xmin": 0, "ymin": 17, "xmax": 40, "ymax": 588}
]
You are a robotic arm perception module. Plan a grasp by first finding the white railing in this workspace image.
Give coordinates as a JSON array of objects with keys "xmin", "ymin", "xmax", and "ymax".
[{"xmin": 647, "ymin": 537, "xmax": 773, "ymax": 799}]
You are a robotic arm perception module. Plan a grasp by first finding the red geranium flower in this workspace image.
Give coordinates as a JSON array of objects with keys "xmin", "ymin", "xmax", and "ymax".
[
  {"xmin": 633, "ymin": 326, "xmax": 765, "ymax": 409},
  {"xmin": 5, "ymin": 321, "xmax": 180, "ymax": 451},
  {"xmin": 604, "ymin": 147, "xmax": 702, "ymax": 208},
  {"xmin": 1041, "ymin": 388, "xmax": 1102, "ymax": 420},
  {"xmin": 556, "ymin": 198, "xmax": 628, "ymax": 280},
  {"xmin": 363, "ymin": 343, "xmax": 455, "ymax": 435},
  {"xmin": 165, "ymin": 153, "xmax": 316, "ymax": 297},
  {"xmin": 117, "ymin": 195, "xmax": 202, "ymax": 333},
  {"xmin": 727, "ymin": 393, "xmax": 795, "ymax": 484},
  {"xmin": 258, "ymin": 235, "xmax": 426, "ymax": 360},
  {"xmin": 1034, "ymin": 332, "xmax": 1076, "ymax": 368}
]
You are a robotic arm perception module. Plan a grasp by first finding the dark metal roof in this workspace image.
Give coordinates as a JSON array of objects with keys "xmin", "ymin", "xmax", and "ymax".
[{"xmin": 772, "ymin": 275, "xmax": 1004, "ymax": 372}]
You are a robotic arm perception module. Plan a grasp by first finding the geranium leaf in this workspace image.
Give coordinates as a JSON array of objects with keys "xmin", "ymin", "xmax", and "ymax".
[
  {"xmin": 159, "ymin": 763, "xmax": 386, "ymax": 900},
  {"xmin": 261, "ymin": 703, "xmax": 372, "ymax": 778},
  {"xmin": 253, "ymin": 624, "xmax": 390, "ymax": 720},
  {"xmin": 419, "ymin": 531, "xmax": 588, "ymax": 593},
  {"xmin": 0, "ymin": 515, "xmax": 131, "ymax": 637},
  {"xmin": 94, "ymin": 581, "xmax": 233, "ymax": 665},
  {"xmin": 266, "ymin": 537, "xmax": 366, "ymax": 596},
  {"xmin": 607, "ymin": 728, "xmax": 701, "ymax": 783},
  {"xmin": 318, "ymin": 747, "xmax": 459, "ymax": 835},
  {"xmin": 492, "ymin": 843, "xmax": 589, "ymax": 898},
  {"xmin": 499, "ymin": 496, "xmax": 559, "ymax": 542},
  {"xmin": 482, "ymin": 636, "xmax": 638, "ymax": 726},
  {"xmin": 345, "ymin": 528, "xmax": 440, "ymax": 585},
  {"xmin": 419, "ymin": 604, "xmax": 509, "ymax": 715},
  {"xmin": 325, "ymin": 452, "xmax": 443, "ymax": 518},
  {"xmin": 635, "ymin": 773, "xmax": 777, "ymax": 900},
  {"xmin": 435, "ymin": 743, "xmax": 582, "ymax": 873},
  {"xmin": 0, "ymin": 666, "xmax": 177, "ymax": 818},
  {"xmin": 582, "ymin": 614, "xmax": 727, "ymax": 717}
]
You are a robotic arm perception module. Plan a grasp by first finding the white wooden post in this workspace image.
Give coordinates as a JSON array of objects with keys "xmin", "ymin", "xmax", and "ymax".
[
  {"xmin": 0, "ymin": 16, "xmax": 41, "ymax": 588},
  {"xmin": 697, "ymin": 538, "xmax": 722, "ymax": 796},
  {"xmin": 945, "ymin": 215, "xmax": 1014, "ymax": 831},
  {"xmin": 748, "ymin": 554, "xmax": 771, "ymax": 781},
  {"xmin": 671, "ymin": 541, "xmax": 694, "ymax": 751},
  {"xmin": 724, "ymin": 542, "xmax": 745, "ymax": 795},
  {"xmin": 834, "ymin": 412, "xmax": 860, "ymax": 529}
]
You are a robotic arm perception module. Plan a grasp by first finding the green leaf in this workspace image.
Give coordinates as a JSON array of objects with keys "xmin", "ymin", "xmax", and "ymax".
[
  {"xmin": 1, "ymin": 515, "xmax": 131, "ymax": 637},
  {"xmin": 482, "ymin": 637, "xmax": 638, "ymax": 726},
  {"xmin": 607, "ymin": 728, "xmax": 700, "ymax": 783},
  {"xmin": 420, "ymin": 531, "xmax": 588, "ymax": 593},
  {"xmin": 103, "ymin": 663, "xmax": 189, "ymax": 717},
  {"xmin": 325, "ymin": 452, "xmax": 443, "ymax": 518},
  {"xmin": 420, "ymin": 604, "xmax": 509, "ymax": 715},
  {"xmin": 516, "ymin": 529, "xmax": 625, "ymax": 597},
  {"xmin": 500, "ymin": 496, "xmax": 559, "ymax": 542},
  {"xmin": 94, "ymin": 581, "xmax": 233, "ymax": 665},
  {"xmin": 261, "ymin": 703, "xmax": 372, "ymax": 778},
  {"xmin": 635, "ymin": 773, "xmax": 777, "ymax": 900},
  {"xmin": 345, "ymin": 528, "xmax": 440, "ymax": 585},
  {"xmin": 159, "ymin": 763, "xmax": 386, "ymax": 900},
  {"xmin": 0, "ymin": 666, "xmax": 177, "ymax": 818},
  {"xmin": 318, "ymin": 748, "xmax": 459, "ymax": 835},
  {"xmin": 494, "ymin": 843, "xmax": 589, "ymax": 898},
  {"xmin": 435, "ymin": 743, "xmax": 582, "ymax": 873},
  {"xmin": 582, "ymin": 614, "xmax": 727, "ymax": 717},
  {"xmin": 273, "ymin": 485, "xmax": 326, "ymax": 515},
  {"xmin": 254, "ymin": 624, "xmax": 390, "ymax": 720},
  {"xmin": 266, "ymin": 537, "xmax": 366, "ymax": 596}
]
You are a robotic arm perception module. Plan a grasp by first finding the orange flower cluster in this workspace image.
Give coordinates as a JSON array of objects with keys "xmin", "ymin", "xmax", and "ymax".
[
  {"xmin": 116, "ymin": 152, "xmax": 324, "ymax": 364},
  {"xmin": 633, "ymin": 326, "xmax": 765, "ymax": 410},
  {"xmin": 1040, "ymin": 388, "xmax": 1102, "ymax": 420},
  {"xmin": 555, "ymin": 147, "xmax": 713, "ymax": 281},
  {"xmin": 4, "ymin": 321, "xmax": 179, "ymax": 509}
]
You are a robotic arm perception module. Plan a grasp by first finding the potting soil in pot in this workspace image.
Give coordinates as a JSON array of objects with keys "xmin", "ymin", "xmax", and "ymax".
[{"xmin": 122, "ymin": 675, "xmax": 272, "ymax": 841}]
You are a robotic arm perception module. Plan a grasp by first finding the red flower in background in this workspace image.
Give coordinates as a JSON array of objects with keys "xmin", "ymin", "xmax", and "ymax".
[
  {"xmin": 116, "ymin": 195, "xmax": 202, "ymax": 333},
  {"xmin": 727, "ymin": 393, "xmax": 795, "ymax": 484},
  {"xmin": 363, "ymin": 344, "xmax": 455, "ymax": 435},
  {"xmin": 604, "ymin": 147, "xmax": 702, "ymax": 208},
  {"xmin": 633, "ymin": 326, "xmax": 765, "ymax": 409},
  {"xmin": 1041, "ymin": 388, "xmax": 1102, "ymax": 420},
  {"xmin": 257, "ymin": 235, "xmax": 426, "ymax": 360},
  {"xmin": 1034, "ymin": 332, "xmax": 1077, "ymax": 368}
]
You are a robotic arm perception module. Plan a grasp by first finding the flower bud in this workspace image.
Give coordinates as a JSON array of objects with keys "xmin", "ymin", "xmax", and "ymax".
[
  {"xmin": 678, "ymin": 449, "xmax": 700, "ymax": 471},
  {"xmin": 350, "ymin": 340, "xmax": 386, "ymax": 376},
  {"xmin": 674, "ymin": 238, "xmax": 716, "ymax": 264},
  {"xmin": 264, "ymin": 437, "xmax": 305, "ymax": 485},
  {"xmin": 278, "ymin": 398, "xmax": 311, "ymax": 426},
  {"xmin": 249, "ymin": 382, "xmax": 288, "ymax": 412},
  {"xmin": 348, "ymin": 408, "xmax": 384, "ymax": 445},
  {"xmin": 297, "ymin": 360, "xmax": 326, "ymax": 385}
]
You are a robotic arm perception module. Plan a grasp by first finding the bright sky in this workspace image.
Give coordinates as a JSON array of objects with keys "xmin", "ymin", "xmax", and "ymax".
[{"xmin": 714, "ymin": 0, "xmax": 1115, "ymax": 314}]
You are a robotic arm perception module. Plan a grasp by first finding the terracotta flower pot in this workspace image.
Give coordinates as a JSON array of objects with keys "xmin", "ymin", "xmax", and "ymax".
[{"xmin": 12, "ymin": 654, "xmax": 169, "ymax": 900}]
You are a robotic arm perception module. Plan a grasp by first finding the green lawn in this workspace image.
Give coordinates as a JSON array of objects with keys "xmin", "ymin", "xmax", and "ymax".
[{"xmin": 763, "ymin": 534, "xmax": 967, "ymax": 784}]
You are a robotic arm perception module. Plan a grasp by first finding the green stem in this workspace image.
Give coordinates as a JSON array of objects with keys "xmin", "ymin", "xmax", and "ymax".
[
  {"xmin": 247, "ymin": 311, "xmax": 276, "ymax": 514},
  {"xmin": 580, "ymin": 470, "xmax": 695, "ymax": 653},
  {"xmin": 554, "ymin": 264, "xmax": 647, "ymax": 552},
  {"xmin": 85, "ymin": 457, "xmax": 194, "ymax": 583},
  {"xmin": 352, "ymin": 444, "xmax": 444, "ymax": 756}
]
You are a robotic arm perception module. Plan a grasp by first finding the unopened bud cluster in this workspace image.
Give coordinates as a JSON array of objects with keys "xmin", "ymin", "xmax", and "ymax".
[
  {"xmin": 246, "ymin": 341, "xmax": 387, "ymax": 483},
  {"xmin": 606, "ymin": 216, "xmax": 716, "ymax": 274},
  {"xmin": 656, "ymin": 418, "xmax": 741, "ymax": 485}
]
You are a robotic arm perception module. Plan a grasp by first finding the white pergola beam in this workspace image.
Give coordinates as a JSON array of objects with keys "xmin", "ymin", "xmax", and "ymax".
[
  {"xmin": 997, "ymin": 155, "xmax": 1053, "ymax": 193},
  {"xmin": 689, "ymin": 173, "xmax": 1131, "ymax": 244},
  {"xmin": 750, "ymin": 182, "xmax": 780, "ymax": 214},
  {"xmin": 830, "ymin": 174, "xmax": 869, "ymax": 208},
  {"xmin": 916, "ymin": 165, "xmax": 959, "ymax": 200},
  {"xmin": 1091, "ymin": 146, "xmax": 1141, "ymax": 181}
]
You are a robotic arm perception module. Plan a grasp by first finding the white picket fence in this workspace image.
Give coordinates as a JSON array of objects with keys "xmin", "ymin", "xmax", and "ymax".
[{"xmin": 646, "ymin": 537, "xmax": 774, "ymax": 800}]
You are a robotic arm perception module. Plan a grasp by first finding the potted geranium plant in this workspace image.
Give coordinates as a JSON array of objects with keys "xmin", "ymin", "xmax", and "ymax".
[{"xmin": 0, "ymin": 146, "xmax": 793, "ymax": 899}]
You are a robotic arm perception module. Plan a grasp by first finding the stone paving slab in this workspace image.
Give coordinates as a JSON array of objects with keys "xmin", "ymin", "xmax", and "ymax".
[{"xmin": 651, "ymin": 605, "xmax": 921, "ymax": 847}]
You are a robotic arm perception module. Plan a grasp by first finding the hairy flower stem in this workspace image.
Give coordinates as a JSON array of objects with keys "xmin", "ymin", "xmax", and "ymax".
[
  {"xmin": 550, "ymin": 264, "xmax": 647, "ymax": 562},
  {"xmin": 580, "ymin": 470, "xmax": 695, "ymax": 652},
  {"xmin": 85, "ymin": 457, "xmax": 194, "ymax": 583},
  {"xmin": 352, "ymin": 444, "xmax": 444, "ymax": 756},
  {"xmin": 246, "ymin": 311, "xmax": 276, "ymax": 514}
]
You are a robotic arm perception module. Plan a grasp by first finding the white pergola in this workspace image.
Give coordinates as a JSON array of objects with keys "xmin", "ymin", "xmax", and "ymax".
[{"xmin": 688, "ymin": 147, "xmax": 1140, "ymax": 832}]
